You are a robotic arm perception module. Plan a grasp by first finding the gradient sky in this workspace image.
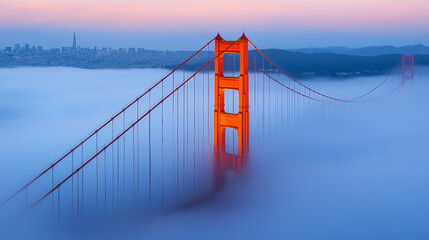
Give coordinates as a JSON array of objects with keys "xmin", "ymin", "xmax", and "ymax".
[{"xmin": 1, "ymin": 0, "xmax": 428, "ymax": 50}]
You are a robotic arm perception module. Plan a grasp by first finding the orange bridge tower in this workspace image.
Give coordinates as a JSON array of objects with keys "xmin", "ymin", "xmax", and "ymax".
[
  {"xmin": 402, "ymin": 56, "xmax": 415, "ymax": 80},
  {"xmin": 213, "ymin": 33, "xmax": 249, "ymax": 189}
]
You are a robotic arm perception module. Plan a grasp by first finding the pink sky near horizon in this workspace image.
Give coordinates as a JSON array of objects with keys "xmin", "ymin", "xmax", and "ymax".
[{"xmin": 1, "ymin": 0, "xmax": 428, "ymax": 32}]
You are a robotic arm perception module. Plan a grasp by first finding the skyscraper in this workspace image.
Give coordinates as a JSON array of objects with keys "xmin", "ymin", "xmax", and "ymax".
[
  {"xmin": 72, "ymin": 32, "xmax": 77, "ymax": 51},
  {"xmin": 14, "ymin": 44, "xmax": 20, "ymax": 53}
]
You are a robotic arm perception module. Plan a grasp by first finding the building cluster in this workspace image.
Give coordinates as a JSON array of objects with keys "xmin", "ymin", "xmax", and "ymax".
[
  {"xmin": 0, "ymin": 32, "xmax": 201, "ymax": 69},
  {"xmin": 0, "ymin": 32, "xmax": 147, "ymax": 55},
  {"xmin": 2, "ymin": 43, "xmax": 44, "ymax": 54},
  {"xmin": 0, "ymin": 44, "xmax": 148, "ymax": 55}
]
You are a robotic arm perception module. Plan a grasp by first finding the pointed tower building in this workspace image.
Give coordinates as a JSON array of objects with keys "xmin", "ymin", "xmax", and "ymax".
[{"xmin": 72, "ymin": 32, "xmax": 77, "ymax": 51}]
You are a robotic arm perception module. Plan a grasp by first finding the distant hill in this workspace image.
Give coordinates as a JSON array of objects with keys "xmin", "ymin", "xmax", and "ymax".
[
  {"xmin": 290, "ymin": 44, "xmax": 429, "ymax": 56},
  {"xmin": 2, "ymin": 47, "xmax": 429, "ymax": 78},
  {"xmin": 210, "ymin": 49, "xmax": 429, "ymax": 78},
  {"xmin": 248, "ymin": 49, "xmax": 402, "ymax": 77}
]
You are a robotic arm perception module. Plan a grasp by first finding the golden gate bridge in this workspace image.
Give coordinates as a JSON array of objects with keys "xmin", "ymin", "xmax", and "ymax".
[{"xmin": 0, "ymin": 33, "xmax": 414, "ymax": 223}]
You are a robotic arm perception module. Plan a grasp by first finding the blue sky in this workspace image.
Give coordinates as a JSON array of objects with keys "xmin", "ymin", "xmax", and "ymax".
[{"xmin": 1, "ymin": 0, "xmax": 428, "ymax": 50}]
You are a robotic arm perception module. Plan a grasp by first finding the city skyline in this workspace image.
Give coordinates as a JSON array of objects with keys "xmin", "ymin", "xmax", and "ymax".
[{"xmin": 1, "ymin": 32, "xmax": 151, "ymax": 53}]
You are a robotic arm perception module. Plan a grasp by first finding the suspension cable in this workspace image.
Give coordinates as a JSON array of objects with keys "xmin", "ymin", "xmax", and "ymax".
[{"xmin": 22, "ymin": 39, "xmax": 240, "ymax": 215}]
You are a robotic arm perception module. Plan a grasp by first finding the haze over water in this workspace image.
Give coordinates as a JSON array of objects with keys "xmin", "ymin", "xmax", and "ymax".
[{"xmin": 0, "ymin": 67, "xmax": 428, "ymax": 239}]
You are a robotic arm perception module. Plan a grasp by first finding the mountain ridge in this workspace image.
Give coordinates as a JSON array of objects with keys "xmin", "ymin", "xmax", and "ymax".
[{"xmin": 290, "ymin": 44, "xmax": 429, "ymax": 56}]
